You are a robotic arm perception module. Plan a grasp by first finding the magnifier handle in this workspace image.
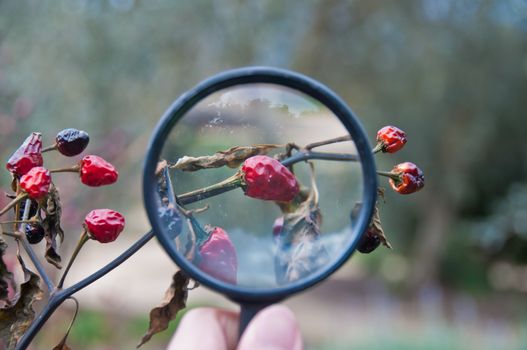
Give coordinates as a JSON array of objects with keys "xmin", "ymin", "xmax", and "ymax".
[{"xmin": 239, "ymin": 301, "xmax": 272, "ymax": 338}]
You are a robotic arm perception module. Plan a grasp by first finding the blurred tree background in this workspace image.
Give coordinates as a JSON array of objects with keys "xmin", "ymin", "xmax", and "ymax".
[{"xmin": 1, "ymin": 0, "xmax": 526, "ymax": 349}]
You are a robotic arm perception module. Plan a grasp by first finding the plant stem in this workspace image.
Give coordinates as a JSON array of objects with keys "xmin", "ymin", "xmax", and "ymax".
[
  {"xmin": 178, "ymin": 173, "xmax": 243, "ymax": 205},
  {"xmin": 177, "ymin": 150, "xmax": 360, "ymax": 205},
  {"xmin": 377, "ymin": 170, "xmax": 399, "ymax": 181},
  {"xmin": 57, "ymin": 230, "xmax": 89, "ymax": 289},
  {"xmin": 305, "ymin": 135, "xmax": 351, "ymax": 150},
  {"xmin": 42, "ymin": 144, "xmax": 57, "ymax": 153},
  {"xmin": 49, "ymin": 165, "xmax": 80, "ymax": 174},
  {"xmin": 0, "ymin": 193, "xmax": 28, "ymax": 216},
  {"xmin": 372, "ymin": 143, "xmax": 383, "ymax": 154},
  {"xmin": 16, "ymin": 230, "xmax": 155, "ymax": 350},
  {"xmin": 18, "ymin": 198, "xmax": 55, "ymax": 292}
]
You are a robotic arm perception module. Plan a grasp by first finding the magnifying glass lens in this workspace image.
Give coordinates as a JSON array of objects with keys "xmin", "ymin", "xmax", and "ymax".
[{"xmin": 155, "ymin": 83, "xmax": 365, "ymax": 290}]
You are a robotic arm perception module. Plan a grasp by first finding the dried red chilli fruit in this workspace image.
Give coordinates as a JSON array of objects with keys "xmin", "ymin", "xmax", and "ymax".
[
  {"xmin": 197, "ymin": 226, "xmax": 237, "ymax": 284},
  {"xmin": 6, "ymin": 132, "xmax": 43, "ymax": 176},
  {"xmin": 80, "ymin": 155, "xmax": 118, "ymax": 187},
  {"xmin": 376, "ymin": 126, "xmax": 407, "ymax": 153},
  {"xmin": 389, "ymin": 162, "xmax": 425, "ymax": 195},
  {"xmin": 84, "ymin": 209, "xmax": 125, "ymax": 243},
  {"xmin": 241, "ymin": 155, "xmax": 299, "ymax": 201},
  {"xmin": 56, "ymin": 128, "xmax": 90, "ymax": 156},
  {"xmin": 20, "ymin": 167, "xmax": 51, "ymax": 199}
]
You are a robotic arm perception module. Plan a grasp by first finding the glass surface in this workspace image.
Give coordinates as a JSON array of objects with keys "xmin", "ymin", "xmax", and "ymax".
[{"xmin": 156, "ymin": 83, "xmax": 364, "ymax": 289}]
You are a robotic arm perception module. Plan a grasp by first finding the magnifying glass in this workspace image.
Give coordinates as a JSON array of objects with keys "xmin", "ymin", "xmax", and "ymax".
[{"xmin": 142, "ymin": 67, "xmax": 377, "ymax": 335}]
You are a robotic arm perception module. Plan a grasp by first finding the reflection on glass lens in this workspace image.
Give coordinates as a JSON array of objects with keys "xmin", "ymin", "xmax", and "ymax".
[{"xmin": 156, "ymin": 84, "xmax": 364, "ymax": 289}]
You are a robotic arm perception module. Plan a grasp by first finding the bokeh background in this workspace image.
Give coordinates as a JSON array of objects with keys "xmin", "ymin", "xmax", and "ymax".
[{"xmin": 1, "ymin": 0, "xmax": 527, "ymax": 349}]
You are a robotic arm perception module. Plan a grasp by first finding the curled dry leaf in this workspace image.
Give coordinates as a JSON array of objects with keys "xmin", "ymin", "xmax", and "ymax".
[
  {"xmin": 42, "ymin": 184, "xmax": 64, "ymax": 269},
  {"xmin": 52, "ymin": 297, "xmax": 78, "ymax": 350},
  {"xmin": 351, "ymin": 202, "xmax": 392, "ymax": 251},
  {"xmin": 137, "ymin": 271, "xmax": 191, "ymax": 348},
  {"xmin": 172, "ymin": 144, "xmax": 280, "ymax": 171},
  {"xmin": 0, "ymin": 236, "xmax": 15, "ymax": 307},
  {"xmin": 274, "ymin": 163, "xmax": 330, "ymax": 284},
  {"xmin": 0, "ymin": 254, "xmax": 43, "ymax": 348}
]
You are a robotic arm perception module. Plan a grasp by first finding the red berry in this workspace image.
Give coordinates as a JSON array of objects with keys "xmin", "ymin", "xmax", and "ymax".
[
  {"xmin": 197, "ymin": 226, "xmax": 237, "ymax": 284},
  {"xmin": 84, "ymin": 209, "xmax": 125, "ymax": 243},
  {"xmin": 20, "ymin": 167, "xmax": 51, "ymax": 199},
  {"xmin": 376, "ymin": 126, "xmax": 407, "ymax": 153},
  {"xmin": 241, "ymin": 155, "xmax": 299, "ymax": 201},
  {"xmin": 80, "ymin": 155, "xmax": 118, "ymax": 187},
  {"xmin": 6, "ymin": 132, "xmax": 43, "ymax": 176},
  {"xmin": 389, "ymin": 162, "xmax": 424, "ymax": 194}
]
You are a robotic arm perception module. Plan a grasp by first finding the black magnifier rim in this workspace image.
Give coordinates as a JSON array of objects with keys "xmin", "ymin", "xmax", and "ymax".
[{"xmin": 143, "ymin": 66, "xmax": 377, "ymax": 303}]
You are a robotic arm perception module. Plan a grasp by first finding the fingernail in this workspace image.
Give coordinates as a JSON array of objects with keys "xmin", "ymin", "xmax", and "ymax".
[{"xmin": 238, "ymin": 304, "xmax": 303, "ymax": 350}]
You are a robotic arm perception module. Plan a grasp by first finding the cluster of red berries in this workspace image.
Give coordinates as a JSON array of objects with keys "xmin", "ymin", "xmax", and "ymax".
[
  {"xmin": 3, "ymin": 129, "xmax": 125, "ymax": 245},
  {"xmin": 375, "ymin": 125, "xmax": 425, "ymax": 195}
]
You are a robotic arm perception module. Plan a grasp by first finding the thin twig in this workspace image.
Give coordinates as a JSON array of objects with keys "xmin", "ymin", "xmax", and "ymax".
[
  {"xmin": 305, "ymin": 135, "xmax": 351, "ymax": 150},
  {"xmin": 18, "ymin": 198, "xmax": 55, "ymax": 292}
]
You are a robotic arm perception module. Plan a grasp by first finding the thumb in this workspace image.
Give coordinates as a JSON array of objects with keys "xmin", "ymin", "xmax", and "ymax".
[{"xmin": 237, "ymin": 304, "xmax": 303, "ymax": 350}]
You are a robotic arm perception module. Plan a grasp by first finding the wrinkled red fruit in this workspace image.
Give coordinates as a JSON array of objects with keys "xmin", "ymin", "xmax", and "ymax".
[
  {"xmin": 84, "ymin": 209, "xmax": 125, "ymax": 243},
  {"xmin": 25, "ymin": 223, "xmax": 45, "ymax": 244},
  {"xmin": 241, "ymin": 155, "xmax": 299, "ymax": 201},
  {"xmin": 198, "ymin": 226, "xmax": 237, "ymax": 284},
  {"xmin": 389, "ymin": 162, "xmax": 425, "ymax": 194},
  {"xmin": 6, "ymin": 132, "xmax": 43, "ymax": 176},
  {"xmin": 80, "ymin": 155, "xmax": 118, "ymax": 187},
  {"xmin": 20, "ymin": 167, "xmax": 51, "ymax": 199},
  {"xmin": 56, "ymin": 128, "xmax": 90, "ymax": 156},
  {"xmin": 357, "ymin": 230, "xmax": 381, "ymax": 254},
  {"xmin": 376, "ymin": 126, "xmax": 407, "ymax": 153}
]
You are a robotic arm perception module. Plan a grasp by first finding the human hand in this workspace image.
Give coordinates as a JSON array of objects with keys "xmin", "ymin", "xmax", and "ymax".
[{"xmin": 168, "ymin": 304, "xmax": 303, "ymax": 350}]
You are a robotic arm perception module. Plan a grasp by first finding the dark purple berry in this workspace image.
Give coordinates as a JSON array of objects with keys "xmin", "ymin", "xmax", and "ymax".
[
  {"xmin": 158, "ymin": 206, "xmax": 183, "ymax": 239},
  {"xmin": 18, "ymin": 199, "xmax": 39, "ymax": 220},
  {"xmin": 25, "ymin": 223, "xmax": 45, "ymax": 244},
  {"xmin": 357, "ymin": 232, "xmax": 381, "ymax": 254},
  {"xmin": 56, "ymin": 128, "xmax": 90, "ymax": 156}
]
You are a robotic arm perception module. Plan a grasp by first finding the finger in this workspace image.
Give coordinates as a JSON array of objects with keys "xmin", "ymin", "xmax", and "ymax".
[
  {"xmin": 238, "ymin": 304, "xmax": 303, "ymax": 350},
  {"xmin": 168, "ymin": 307, "xmax": 239, "ymax": 350}
]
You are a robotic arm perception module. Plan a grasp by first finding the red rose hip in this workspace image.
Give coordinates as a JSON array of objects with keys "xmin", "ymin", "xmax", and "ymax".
[
  {"xmin": 197, "ymin": 226, "xmax": 237, "ymax": 284},
  {"xmin": 375, "ymin": 126, "xmax": 407, "ymax": 153},
  {"xmin": 20, "ymin": 167, "xmax": 51, "ymax": 199},
  {"xmin": 6, "ymin": 132, "xmax": 43, "ymax": 176},
  {"xmin": 84, "ymin": 209, "xmax": 125, "ymax": 243},
  {"xmin": 80, "ymin": 155, "xmax": 118, "ymax": 187},
  {"xmin": 241, "ymin": 155, "xmax": 299, "ymax": 201},
  {"xmin": 389, "ymin": 162, "xmax": 424, "ymax": 194}
]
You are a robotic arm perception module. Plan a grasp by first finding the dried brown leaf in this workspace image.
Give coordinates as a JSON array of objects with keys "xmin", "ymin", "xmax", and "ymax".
[
  {"xmin": 0, "ymin": 254, "xmax": 43, "ymax": 348},
  {"xmin": 52, "ymin": 341, "xmax": 71, "ymax": 350},
  {"xmin": 370, "ymin": 204, "xmax": 392, "ymax": 249},
  {"xmin": 275, "ymin": 163, "xmax": 329, "ymax": 284},
  {"xmin": 172, "ymin": 144, "xmax": 280, "ymax": 171},
  {"xmin": 52, "ymin": 297, "xmax": 78, "ymax": 350},
  {"xmin": 0, "ymin": 237, "xmax": 14, "ymax": 306},
  {"xmin": 137, "ymin": 271, "xmax": 190, "ymax": 348},
  {"xmin": 351, "ymin": 202, "xmax": 392, "ymax": 250},
  {"xmin": 42, "ymin": 184, "xmax": 64, "ymax": 269}
]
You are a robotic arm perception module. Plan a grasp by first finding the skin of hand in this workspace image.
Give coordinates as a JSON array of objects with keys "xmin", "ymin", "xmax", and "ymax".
[{"xmin": 168, "ymin": 304, "xmax": 303, "ymax": 350}]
